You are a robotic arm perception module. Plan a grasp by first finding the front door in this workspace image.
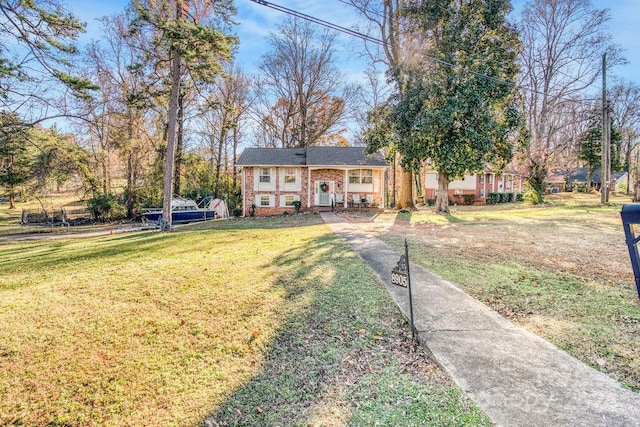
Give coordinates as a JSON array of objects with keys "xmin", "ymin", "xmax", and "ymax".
[{"xmin": 315, "ymin": 181, "xmax": 333, "ymax": 206}]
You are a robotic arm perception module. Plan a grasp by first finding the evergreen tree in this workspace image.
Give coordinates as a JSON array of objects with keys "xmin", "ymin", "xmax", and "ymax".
[
  {"xmin": 388, "ymin": 0, "xmax": 523, "ymax": 213},
  {"xmin": 132, "ymin": 0, "xmax": 237, "ymax": 230},
  {"xmin": 0, "ymin": 0, "xmax": 97, "ymax": 118},
  {"xmin": 578, "ymin": 113, "xmax": 623, "ymax": 187},
  {"xmin": 0, "ymin": 113, "xmax": 33, "ymax": 208}
]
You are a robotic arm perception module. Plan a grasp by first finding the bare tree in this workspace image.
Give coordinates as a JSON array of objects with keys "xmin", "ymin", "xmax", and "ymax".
[
  {"xmin": 518, "ymin": 0, "xmax": 621, "ymax": 201},
  {"xmin": 610, "ymin": 82, "xmax": 640, "ymax": 194},
  {"xmin": 254, "ymin": 17, "xmax": 355, "ymax": 148},
  {"xmin": 79, "ymin": 12, "xmax": 158, "ymax": 217},
  {"xmin": 346, "ymin": 0, "xmax": 414, "ymax": 209},
  {"xmin": 196, "ymin": 65, "xmax": 252, "ymax": 197}
]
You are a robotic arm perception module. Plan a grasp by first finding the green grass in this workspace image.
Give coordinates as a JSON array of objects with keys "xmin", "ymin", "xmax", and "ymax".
[{"xmin": 0, "ymin": 214, "xmax": 489, "ymax": 426}]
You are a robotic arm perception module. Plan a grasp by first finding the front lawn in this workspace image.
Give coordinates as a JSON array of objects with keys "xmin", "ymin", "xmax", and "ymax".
[{"xmin": 0, "ymin": 214, "xmax": 489, "ymax": 426}]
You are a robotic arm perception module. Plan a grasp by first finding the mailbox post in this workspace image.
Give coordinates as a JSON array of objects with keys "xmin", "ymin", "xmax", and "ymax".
[{"xmin": 620, "ymin": 204, "xmax": 640, "ymax": 299}]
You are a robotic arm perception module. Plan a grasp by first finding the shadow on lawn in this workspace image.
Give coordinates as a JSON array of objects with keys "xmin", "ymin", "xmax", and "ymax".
[{"xmin": 205, "ymin": 231, "xmax": 416, "ymax": 426}]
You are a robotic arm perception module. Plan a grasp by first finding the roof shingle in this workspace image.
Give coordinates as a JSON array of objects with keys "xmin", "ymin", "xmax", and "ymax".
[{"xmin": 236, "ymin": 147, "xmax": 386, "ymax": 167}]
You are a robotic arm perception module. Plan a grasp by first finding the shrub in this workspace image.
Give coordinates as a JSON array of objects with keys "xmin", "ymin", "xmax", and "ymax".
[
  {"xmin": 487, "ymin": 193, "xmax": 500, "ymax": 204},
  {"xmin": 292, "ymin": 200, "xmax": 302, "ymax": 213},
  {"xmin": 232, "ymin": 208, "xmax": 242, "ymax": 217},
  {"xmin": 87, "ymin": 194, "xmax": 126, "ymax": 221},
  {"xmin": 515, "ymin": 193, "xmax": 524, "ymax": 202},
  {"xmin": 427, "ymin": 199, "xmax": 436, "ymax": 206},
  {"xmin": 523, "ymin": 186, "xmax": 542, "ymax": 205},
  {"xmin": 462, "ymin": 194, "xmax": 475, "ymax": 205}
]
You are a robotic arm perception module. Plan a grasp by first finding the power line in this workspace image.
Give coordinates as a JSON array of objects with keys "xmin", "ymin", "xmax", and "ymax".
[
  {"xmin": 249, "ymin": 0, "xmax": 600, "ymax": 103},
  {"xmin": 250, "ymin": 0, "xmax": 521, "ymax": 88},
  {"xmin": 250, "ymin": 0, "xmax": 382, "ymax": 46}
]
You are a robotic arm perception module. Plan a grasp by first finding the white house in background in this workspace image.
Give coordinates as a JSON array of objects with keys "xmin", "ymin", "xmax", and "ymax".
[{"xmin": 424, "ymin": 167, "xmax": 525, "ymax": 204}]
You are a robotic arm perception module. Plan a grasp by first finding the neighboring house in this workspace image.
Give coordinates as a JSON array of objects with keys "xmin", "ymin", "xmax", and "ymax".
[
  {"xmin": 236, "ymin": 147, "xmax": 388, "ymax": 216},
  {"xmin": 546, "ymin": 169, "xmax": 569, "ymax": 193},
  {"xmin": 566, "ymin": 167, "xmax": 628, "ymax": 193},
  {"xmin": 423, "ymin": 167, "xmax": 524, "ymax": 204}
]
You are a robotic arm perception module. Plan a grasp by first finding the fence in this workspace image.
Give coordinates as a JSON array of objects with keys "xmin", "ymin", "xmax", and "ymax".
[{"xmin": 21, "ymin": 207, "xmax": 91, "ymax": 227}]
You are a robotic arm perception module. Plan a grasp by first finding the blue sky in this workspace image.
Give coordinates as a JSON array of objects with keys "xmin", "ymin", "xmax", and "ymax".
[{"xmin": 66, "ymin": 0, "xmax": 639, "ymax": 89}]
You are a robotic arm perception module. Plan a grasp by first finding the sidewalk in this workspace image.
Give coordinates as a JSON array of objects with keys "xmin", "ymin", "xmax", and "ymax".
[{"xmin": 321, "ymin": 212, "xmax": 640, "ymax": 427}]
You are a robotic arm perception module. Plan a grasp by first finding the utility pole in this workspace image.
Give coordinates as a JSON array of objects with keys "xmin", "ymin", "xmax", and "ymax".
[{"xmin": 601, "ymin": 53, "xmax": 610, "ymax": 204}]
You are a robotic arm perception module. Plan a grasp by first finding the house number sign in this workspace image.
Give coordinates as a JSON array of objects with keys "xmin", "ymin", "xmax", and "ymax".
[
  {"xmin": 391, "ymin": 239, "xmax": 416, "ymax": 341},
  {"xmin": 391, "ymin": 255, "xmax": 409, "ymax": 287}
]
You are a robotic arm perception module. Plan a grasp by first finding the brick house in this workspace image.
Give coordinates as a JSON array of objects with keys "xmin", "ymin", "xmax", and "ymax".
[
  {"xmin": 424, "ymin": 167, "xmax": 525, "ymax": 205},
  {"xmin": 236, "ymin": 147, "xmax": 388, "ymax": 216}
]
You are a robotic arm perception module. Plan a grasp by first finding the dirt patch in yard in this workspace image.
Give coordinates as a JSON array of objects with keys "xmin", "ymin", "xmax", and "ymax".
[{"xmin": 338, "ymin": 204, "xmax": 634, "ymax": 289}]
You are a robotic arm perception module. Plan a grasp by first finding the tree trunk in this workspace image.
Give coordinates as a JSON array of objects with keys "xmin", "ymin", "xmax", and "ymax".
[
  {"xmin": 173, "ymin": 89, "xmax": 184, "ymax": 196},
  {"xmin": 232, "ymin": 126, "xmax": 239, "ymax": 193},
  {"xmin": 396, "ymin": 166, "xmax": 414, "ymax": 210},
  {"xmin": 215, "ymin": 121, "xmax": 227, "ymax": 197},
  {"xmin": 434, "ymin": 171, "xmax": 451, "ymax": 214},
  {"xmin": 161, "ymin": 28, "xmax": 182, "ymax": 231},
  {"xmin": 8, "ymin": 186, "xmax": 16, "ymax": 209}
]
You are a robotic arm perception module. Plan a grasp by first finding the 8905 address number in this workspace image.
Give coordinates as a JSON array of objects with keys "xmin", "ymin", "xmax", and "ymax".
[{"xmin": 391, "ymin": 271, "xmax": 408, "ymax": 287}]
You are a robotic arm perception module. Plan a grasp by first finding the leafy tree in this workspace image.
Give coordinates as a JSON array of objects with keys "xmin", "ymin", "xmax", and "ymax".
[
  {"xmin": 195, "ymin": 64, "xmax": 252, "ymax": 200},
  {"xmin": 30, "ymin": 127, "xmax": 98, "ymax": 196},
  {"xmin": 346, "ymin": 0, "xmax": 415, "ymax": 209},
  {"xmin": 0, "ymin": 114, "xmax": 96, "ymax": 208},
  {"xmin": 610, "ymin": 82, "xmax": 640, "ymax": 193},
  {"xmin": 386, "ymin": 0, "xmax": 523, "ymax": 213},
  {"xmin": 82, "ymin": 11, "xmax": 158, "ymax": 217}
]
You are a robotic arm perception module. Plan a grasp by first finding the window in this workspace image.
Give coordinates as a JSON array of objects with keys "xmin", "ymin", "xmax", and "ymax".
[
  {"xmin": 260, "ymin": 195, "xmax": 270, "ymax": 206},
  {"xmin": 349, "ymin": 169, "xmax": 373, "ymax": 184},
  {"xmin": 284, "ymin": 195, "xmax": 296, "ymax": 206},
  {"xmin": 259, "ymin": 168, "xmax": 271, "ymax": 183},
  {"xmin": 361, "ymin": 169, "xmax": 373, "ymax": 184},
  {"xmin": 488, "ymin": 174, "xmax": 494, "ymax": 184},
  {"xmin": 479, "ymin": 174, "xmax": 485, "ymax": 184},
  {"xmin": 284, "ymin": 168, "xmax": 296, "ymax": 184}
]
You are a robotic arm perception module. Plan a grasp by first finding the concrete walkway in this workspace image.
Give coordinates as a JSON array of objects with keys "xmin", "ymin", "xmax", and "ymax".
[{"xmin": 321, "ymin": 212, "xmax": 640, "ymax": 427}]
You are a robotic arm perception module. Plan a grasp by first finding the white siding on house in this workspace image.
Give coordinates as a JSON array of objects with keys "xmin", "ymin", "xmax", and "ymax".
[
  {"xmin": 254, "ymin": 167, "xmax": 276, "ymax": 191},
  {"xmin": 425, "ymin": 171, "xmax": 476, "ymax": 190},
  {"xmin": 278, "ymin": 167, "xmax": 302, "ymax": 192}
]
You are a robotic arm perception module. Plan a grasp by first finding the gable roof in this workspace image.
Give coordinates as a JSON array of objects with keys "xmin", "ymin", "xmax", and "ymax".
[
  {"xmin": 567, "ymin": 167, "xmax": 627, "ymax": 184},
  {"xmin": 236, "ymin": 147, "xmax": 387, "ymax": 167}
]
